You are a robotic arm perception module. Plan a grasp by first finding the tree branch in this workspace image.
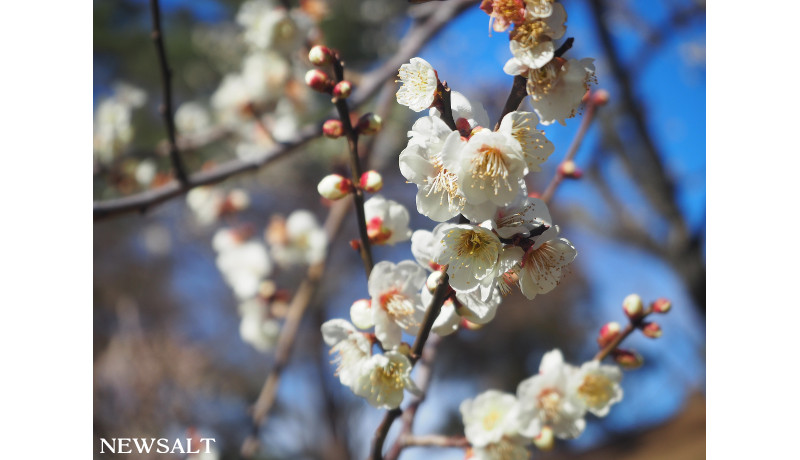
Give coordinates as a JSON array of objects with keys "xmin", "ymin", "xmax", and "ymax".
[
  {"xmin": 94, "ymin": 0, "xmax": 478, "ymax": 222},
  {"xmin": 149, "ymin": 0, "xmax": 189, "ymax": 186}
]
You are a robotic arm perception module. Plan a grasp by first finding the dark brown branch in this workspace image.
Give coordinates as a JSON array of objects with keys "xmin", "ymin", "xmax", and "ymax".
[
  {"xmin": 332, "ymin": 56, "xmax": 374, "ymax": 277},
  {"xmin": 554, "ymin": 36, "xmax": 574, "ymax": 58},
  {"xmin": 149, "ymin": 0, "xmax": 189, "ymax": 186},
  {"xmin": 494, "ymin": 76, "xmax": 527, "ymax": 131},
  {"xmin": 370, "ymin": 272, "xmax": 450, "ymax": 460},
  {"xmin": 94, "ymin": 0, "xmax": 478, "ymax": 222},
  {"xmin": 438, "ymin": 82, "xmax": 457, "ymax": 131},
  {"xmin": 401, "ymin": 435, "xmax": 470, "ymax": 449}
]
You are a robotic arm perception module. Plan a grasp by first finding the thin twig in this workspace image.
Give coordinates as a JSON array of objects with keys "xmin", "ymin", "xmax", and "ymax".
[
  {"xmin": 149, "ymin": 0, "xmax": 189, "ymax": 186},
  {"xmin": 401, "ymin": 435, "xmax": 470, "ymax": 449},
  {"xmin": 332, "ymin": 55, "xmax": 374, "ymax": 277},
  {"xmin": 540, "ymin": 92, "xmax": 601, "ymax": 203},
  {"xmin": 594, "ymin": 322, "xmax": 636, "ymax": 362},
  {"xmin": 94, "ymin": 0, "xmax": 478, "ymax": 221},
  {"xmin": 494, "ymin": 76, "xmax": 527, "ymax": 131}
]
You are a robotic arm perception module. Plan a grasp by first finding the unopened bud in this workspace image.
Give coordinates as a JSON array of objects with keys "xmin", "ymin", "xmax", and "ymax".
[
  {"xmin": 455, "ymin": 117, "xmax": 472, "ymax": 138},
  {"xmin": 641, "ymin": 321, "xmax": 663, "ymax": 339},
  {"xmin": 308, "ymin": 45, "xmax": 333, "ymax": 66},
  {"xmin": 304, "ymin": 69, "xmax": 333, "ymax": 93},
  {"xmin": 426, "ymin": 270, "xmax": 444, "ymax": 293},
  {"xmin": 612, "ymin": 349, "xmax": 644, "ymax": 369},
  {"xmin": 622, "ymin": 293, "xmax": 644, "ymax": 321},
  {"xmin": 356, "ymin": 112, "xmax": 382, "ymax": 135},
  {"xmin": 350, "ymin": 299, "xmax": 373, "ymax": 329},
  {"xmin": 592, "ymin": 89, "xmax": 610, "ymax": 106},
  {"xmin": 349, "ymin": 239, "xmax": 361, "ymax": 251},
  {"xmin": 558, "ymin": 160, "xmax": 582, "ymax": 179},
  {"xmin": 533, "ymin": 426, "xmax": 554, "ymax": 451},
  {"xmin": 360, "ymin": 170, "xmax": 383, "ymax": 193},
  {"xmin": 597, "ymin": 321, "xmax": 621, "ymax": 348},
  {"xmin": 323, "ymin": 119, "xmax": 344, "ymax": 138},
  {"xmin": 651, "ymin": 297, "xmax": 672, "ymax": 314},
  {"xmin": 332, "ymin": 80, "xmax": 352, "ymax": 100},
  {"xmin": 317, "ymin": 174, "xmax": 353, "ymax": 200}
]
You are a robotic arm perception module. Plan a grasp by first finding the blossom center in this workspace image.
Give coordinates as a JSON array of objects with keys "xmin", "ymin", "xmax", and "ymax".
[
  {"xmin": 369, "ymin": 360, "xmax": 405, "ymax": 395},
  {"xmin": 577, "ymin": 374, "xmax": 614, "ymax": 409},
  {"xmin": 471, "ymin": 145, "xmax": 512, "ymax": 194},
  {"xmin": 379, "ymin": 288, "xmax": 418, "ymax": 328},
  {"xmin": 367, "ymin": 217, "xmax": 393, "ymax": 244},
  {"xmin": 536, "ymin": 388, "xmax": 562, "ymax": 421},
  {"xmin": 525, "ymin": 60, "xmax": 561, "ymax": 101},
  {"xmin": 482, "ymin": 409, "xmax": 502, "ymax": 431}
]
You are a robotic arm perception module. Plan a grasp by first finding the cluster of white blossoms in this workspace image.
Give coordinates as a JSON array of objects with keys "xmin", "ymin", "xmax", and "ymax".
[
  {"xmin": 93, "ymin": 82, "xmax": 147, "ymax": 164},
  {"xmin": 396, "ymin": 57, "xmax": 576, "ymax": 302},
  {"xmin": 460, "ymin": 350, "xmax": 623, "ymax": 458},
  {"xmin": 210, "ymin": 207, "xmax": 328, "ymax": 353},
  {"xmin": 480, "ymin": 0, "xmax": 596, "ymax": 125}
]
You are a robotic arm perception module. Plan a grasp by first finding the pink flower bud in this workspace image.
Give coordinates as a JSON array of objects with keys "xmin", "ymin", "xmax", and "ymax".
[
  {"xmin": 651, "ymin": 297, "xmax": 672, "ymax": 314},
  {"xmin": 356, "ymin": 112, "xmax": 382, "ymax": 135},
  {"xmin": 592, "ymin": 89, "xmax": 610, "ymax": 106},
  {"xmin": 532, "ymin": 426, "xmax": 554, "ymax": 451},
  {"xmin": 641, "ymin": 321, "xmax": 663, "ymax": 339},
  {"xmin": 622, "ymin": 293, "xmax": 644, "ymax": 321},
  {"xmin": 308, "ymin": 45, "xmax": 333, "ymax": 66},
  {"xmin": 612, "ymin": 349, "xmax": 644, "ymax": 369},
  {"xmin": 359, "ymin": 170, "xmax": 383, "ymax": 193},
  {"xmin": 304, "ymin": 69, "xmax": 333, "ymax": 93},
  {"xmin": 317, "ymin": 174, "xmax": 353, "ymax": 200},
  {"xmin": 332, "ymin": 81, "xmax": 352, "ymax": 100},
  {"xmin": 558, "ymin": 160, "xmax": 582, "ymax": 179},
  {"xmin": 322, "ymin": 119, "xmax": 344, "ymax": 138},
  {"xmin": 597, "ymin": 321, "xmax": 621, "ymax": 348}
]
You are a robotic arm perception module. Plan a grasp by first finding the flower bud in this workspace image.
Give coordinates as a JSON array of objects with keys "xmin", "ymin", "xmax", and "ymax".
[
  {"xmin": 349, "ymin": 239, "xmax": 361, "ymax": 251},
  {"xmin": 308, "ymin": 45, "xmax": 333, "ymax": 66},
  {"xmin": 597, "ymin": 321, "xmax": 621, "ymax": 348},
  {"xmin": 426, "ymin": 270, "xmax": 444, "ymax": 293},
  {"xmin": 359, "ymin": 170, "xmax": 383, "ymax": 193},
  {"xmin": 592, "ymin": 89, "xmax": 610, "ymax": 106},
  {"xmin": 651, "ymin": 297, "xmax": 672, "ymax": 314},
  {"xmin": 322, "ymin": 119, "xmax": 344, "ymax": 138},
  {"xmin": 558, "ymin": 160, "xmax": 582, "ymax": 179},
  {"xmin": 304, "ymin": 69, "xmax": 333, "ymax": 93},
  {"xmin": 622, "ymin": 293, "xmax": 644, "ymax": 321},
  {"xmin": 332, "ymin": 80, "xmax": 352, "ymax": 100},
  {"xmin": 612, "ymin": 349, "xmax": 644, "ymax": 370},
  {"xmin": 532, "ymin": 426, "xmax": 554, "ymax": 451},
  {"xmin": 641, "ymin": 321, "xmax": 663, "ymax": 339},
  {"xmin": 356, "ymin": 112, "xmax": 382, "ymax": 135},
  {"xmin": 317, "ymin": 174, "xmax": 353, "ymax": 200},
  {"xmin": 350, "ymin": 299, "xmax": 373, "ymax": 329}
]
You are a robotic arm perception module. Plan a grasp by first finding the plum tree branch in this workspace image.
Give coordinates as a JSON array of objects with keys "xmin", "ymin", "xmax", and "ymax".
[{"xmin": 94, "ymin": 0, "xmax": 478, "ymax": 222}]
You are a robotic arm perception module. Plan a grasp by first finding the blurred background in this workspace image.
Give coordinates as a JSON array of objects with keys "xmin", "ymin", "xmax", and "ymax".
[{"xmin": 93, "ymin": 0, "xmax": 706, "ymax": 458}]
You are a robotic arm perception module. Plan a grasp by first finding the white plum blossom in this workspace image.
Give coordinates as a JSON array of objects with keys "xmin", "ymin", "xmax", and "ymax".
[
  {"xmin": 515, "ymin": 217, "xmax": 576, "ymax": 301},
  {"xmin": 505, "ymin": 3, "xmax": 567, "ymax": 71},
  {"xmin": 175, "ymin": 102, "xmax": 211, "ymax": 135},
  {"xmin": 363, "ymin": 195, "xmax": 412, "ymax": 245},
  {"xmin": 525, "ymin": 0, "xmax": 556, "ymax": 19},
  {"xmin": 322, "ymin": 319, "xmax": 373, "ymax": 390},
  {"xmin": 506, "ymin": 57, "xmax": 596, "ymax": 126},
  {"xmin": 568, "ymin": 360, "xmax": 623, "ymax": 417},
  {"xmin": 516, "ymin": 349, "xmax": 586, "ymax": 439},
  {"xmin": 238, "ymin": 298, "xmax": 280, "ymax": 352},
  {"xmin": 442, "ymin": 129, "xmax": 527, "ymax": 208},
  {"xmin": 489, "ymin": 194, "xmax": 551, "ymax": 239},
  {"xmin": 213, "ymin": 228, "xmax": 273, "ymax": 300},
  {"xmin": 93, "ymin": 83, "xmax": 147, "ymax": 163},
  {"xmin": 430, "ymin": 298, "xmax": 460, "ymax": 336},
  {"xmin": 268, "ymin": 209, "xmax": 328, "ymax": 267},
  {"xmin": 211, "ymin": 73, "xmax": 252, "ymax": 125},
  {"xmin": 236, "ymin": 0, "xmax": 312, "ymax": 53},
  {"xmin": 399, "ymin": 119, "xmax": 465, "ymax": 222},
  {"xmin": 460, "ymin": 390, "xmax": 521, "ymax": 447},
  {"xmin": 497, "ymin": 111, "xmax": 555, "ymax": 174},
  {"xmin": 186, "ymin": 187, "xmax": 250, "ymax": 226},
  {"xmin": 241, "ymin": 51, "xmax": 290, "ymax": 104},
  {"xmin": 396, "ymin": 57, "xmax": 438, "ymax": 112},
  {"xmin": 368, "ymin": 261, "xmax": 428, "ymax": 349},
  {"xmin": 354, "ymin": 351, "xmax": 421, "ymax": 409},
  {"xmin": 410, "ymin": 226, "xmax": 447, "ymax": 272},
  {"xmin": 433, "ymin": 222, "xmax": 503, "ymax": 294}
]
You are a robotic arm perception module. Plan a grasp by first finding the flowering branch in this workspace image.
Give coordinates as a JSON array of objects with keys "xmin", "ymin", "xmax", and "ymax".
[
  {"xmin": 149, "ymin": 0, "xmax": 189, "ymax": 187},
  {"xmin": 330, "ymin": 55, "xmax": 375, "ymax": 276},
  {"xmin": 93, "ymin": 0, "xmax": 477, "ymax": 222},
  {"xmin": 540, "ymin": 90, "xmax": 606, "ymax": 203},
  {"xmin": 401, "ymin": 435, "xmax": 470, "ymax": 448}
]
